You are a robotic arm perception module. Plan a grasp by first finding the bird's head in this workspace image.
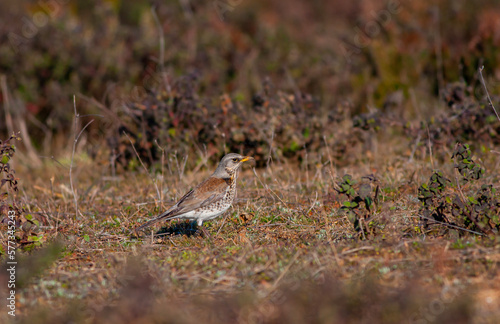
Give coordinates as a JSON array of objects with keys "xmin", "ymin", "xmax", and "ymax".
[{"xmin": 214, "ymin": 153, "xmax": 254, "ymax": 179}]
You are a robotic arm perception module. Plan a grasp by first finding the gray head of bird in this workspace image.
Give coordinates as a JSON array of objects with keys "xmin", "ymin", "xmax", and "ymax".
[{"xmin": 213, "ymin": 153, "xmax": 254, "ymax": 178}]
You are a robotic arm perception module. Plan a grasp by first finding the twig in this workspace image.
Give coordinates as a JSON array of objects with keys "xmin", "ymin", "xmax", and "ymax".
[
  {"xmin": 266, "ymin": 130, "xmax": 275, "ymax": 171},
  {"xmin": 433, "ymin": 7, "xmax": 444, "ymax": 96},
  {"xmin": 251, "ymin": 223, "xmax": 316, "ymax": 229},
  {"xmin": 304, "ymin": 144, "xmax": 310, "ymax": 188},
  {"xmin": 191, "ymin": 142, "xmax": 211, "ymax": 174},
  {"xmin": 78, "ymin": 94, "xmax": 125, "ymax": 127},
  {"xmin": 151, "ymin": 5, "xmax": 164, "ymax": 75},
  {"xmin": 305, "ymin": 191, "xmax": 319, "ymax": 216},
  {"xmin": 418, "ymin": 215, "xmax": 485, "ymax": 236},
  {"xmin": 0, "ymin": 75, "xmax": 14, "ymax": 135},
  {"xmin": 452, "ymin": 143, "xmax": 469, "ymax": 205},
  {"xmin": 478, "ymin": 66, "xmax": 500, "ymax": 122},
  {"xmin": 170, "ymin": 152, "xmax": 188, "ymax": 183},
  {"xmin": 151, "ymin": 4, "xmax": 171, "ymax": 95},
  {"xmin": 180, "ymin": 155, "xmax": 188, "ymax": 179},
  {"xmin": 77, "ymin": 114, "xmax": 105, "ymax": 118},
  {"xmin": 216, "ymin": 210, "xmax": 230, "ymax": 235},
  {"xmin": 17, "ymin": 112, "xmax": 42, "ymax": 166},
  {"xmin": 25, "ymin": 110, "xmax": 53, "ymax": 155},
  {"xmin": 1, "ymin": 75, "xmax": 41, "ymax": 166},
  {"xmin": 341, "ymin": 246, "xmax": 375, "ymax": 255},
  {"xmin": 39, "ymin": 155, "xmax": 67, "ymax": 169},
  {"xmin": 271, "ymin": 250, "xmax": 301, "ymax": 290},
  {"xmin": 323, "ymin": 135, "xmax": 336, "ymax": 184},
  {"xmin": 70, "ymin": 96, "xmax": 93, "ymax": 218},
  {"xmin": 252, "ymin": 168, "xmax": 287, "ymax": 207},
  {"xmin": 155, "ymin": 139, "xmax": 167, "ymax": 204},
  {"xmin": 123, "ymin": 131, "xmax": 161, "ymax": 203},
  {"xmin": 426, "ymin": 124, "xmax": 434, "ymax": 169}
]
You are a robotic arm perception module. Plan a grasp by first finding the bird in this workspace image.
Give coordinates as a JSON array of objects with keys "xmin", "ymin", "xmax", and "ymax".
[{"xmin": 135, "ymin": 153, "xmax": 254, "ymax": 236}]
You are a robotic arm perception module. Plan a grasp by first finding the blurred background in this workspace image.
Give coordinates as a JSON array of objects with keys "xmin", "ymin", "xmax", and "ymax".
[{"xmin": 1, "ymin": 0, "xmax": 500, "ymax": 169}]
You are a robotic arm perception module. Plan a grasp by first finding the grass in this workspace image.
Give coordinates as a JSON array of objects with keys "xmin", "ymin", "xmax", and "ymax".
[{"xmin": 1, "ymin": 143, "xmax": 499, "ymax": 323}]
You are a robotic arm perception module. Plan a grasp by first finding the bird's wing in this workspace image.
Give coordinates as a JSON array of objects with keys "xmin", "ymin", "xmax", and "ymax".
[
  {"xmin": 135, "ymin": 177, "xmax": 229, "ymax": 232},
  {"xmin": 175, "ymin": 177, "xmax": 230, "ymax": 211}
]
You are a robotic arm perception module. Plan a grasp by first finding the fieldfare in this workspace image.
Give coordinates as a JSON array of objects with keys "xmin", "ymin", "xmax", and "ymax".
[{"xmin": 135, "ymin": 153, "xmax": 254, "ymax": 236}]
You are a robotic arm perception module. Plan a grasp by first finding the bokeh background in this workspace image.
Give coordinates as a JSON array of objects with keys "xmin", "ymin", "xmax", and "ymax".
[{"xmin": 1, "ymin": 0, "xmax": 500, "ymax": 169}]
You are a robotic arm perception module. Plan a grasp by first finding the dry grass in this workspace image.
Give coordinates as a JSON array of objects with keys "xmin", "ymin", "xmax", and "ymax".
[{"xmin": 1, "ymin": 140, "xmax": 499, "ymax": 323}]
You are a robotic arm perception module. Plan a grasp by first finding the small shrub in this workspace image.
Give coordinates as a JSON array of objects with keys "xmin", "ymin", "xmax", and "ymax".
[
  {"xmin": 417, "ymin": 171, "xmax": 451, "ymax": 225},
  {"xmin": 336, "ymin": 174, "xmax": 380, "ymax": 237},
  {"xmin": 0, "ymin": 134, "xmax": 24, "ymax": 244},
  {"xmin": 0, "ymin": 133, "xmax": 21, "ymax": 193},
  {"xmin": 451, "ymin": 143, "xmax": 485, "ymax": 182},
  {"xmin": 0, "ymin": 134, "xmax": 43, "ymax": 249},
  {"xmin": 418, "ymin": 143, "xmax": 499, "ymax": 236}
]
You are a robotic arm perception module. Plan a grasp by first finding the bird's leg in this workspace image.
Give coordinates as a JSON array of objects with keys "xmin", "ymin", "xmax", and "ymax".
[
  {"xmin": 199, "ymin": 226, "xmax": 212, "ymax": 238},
  {"xmin": 196, "ymin": 220, "xmax": 211, "ymax": 238}
]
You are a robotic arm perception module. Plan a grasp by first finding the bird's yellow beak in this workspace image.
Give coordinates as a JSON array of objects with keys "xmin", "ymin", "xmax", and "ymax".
[{"xmin": 240, "ymin": 156, "xmax": 254, "ymax": 163}]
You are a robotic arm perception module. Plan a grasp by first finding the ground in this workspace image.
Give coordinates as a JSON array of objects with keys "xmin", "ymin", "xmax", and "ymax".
[{"xmin": 1, "ymin": 152, "xmax": 499, "ymax": 323}]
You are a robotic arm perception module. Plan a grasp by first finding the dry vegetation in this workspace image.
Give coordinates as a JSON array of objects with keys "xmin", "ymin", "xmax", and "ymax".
[{"xmin": 1, "ymin": 0, "xmax": 500, "ymax": 323}]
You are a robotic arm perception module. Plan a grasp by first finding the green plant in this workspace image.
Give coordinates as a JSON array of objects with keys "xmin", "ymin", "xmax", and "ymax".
[
  {"xmin": 417, "ymin": 171, "xmax": 451, "ymax": 225},
  {"xmin": 452, "ymin": 185, "xmax": 500, "ymax": 235},
  {"xmin": 452, "ymin": 143, "xmax": 485, "ymax": 182},
  {"xmin": 418, "ymin": 143, "xmax": 499, "ymax": 236},
  {"xmin": 0, "ymin": 134, "xmax": 45, "ymax": 249},
  {"xmin": 0, "ymin": 134, "xmax": 23, "ymax": 251},
  {"xmin": 352, "ymin": 112, "xmax": 381, "ymax": 132},
  {"xmin": 336, "ymin": 174, "xmax": 379, "ymax": 237},
  {"xmin": 0, "ymin": 133, "xmax": 21, "ymax": 193}
]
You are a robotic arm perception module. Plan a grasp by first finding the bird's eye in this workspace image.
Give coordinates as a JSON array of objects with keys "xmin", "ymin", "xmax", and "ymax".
[{"xmin": 232, "ymin": 158, "xmax": 239, "ymax": 162}]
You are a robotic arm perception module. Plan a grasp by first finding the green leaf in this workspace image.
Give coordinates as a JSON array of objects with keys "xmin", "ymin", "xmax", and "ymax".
[
  {"xmin": 84, "ymin": 234, "xmax": 90, "ymax": 242},
  {"xmin": 0, "ymin": 155, "xmax": 9, "ymax": 164},
  {"xmin": 468, "ymin": 196, "xmax": 478, "ymax": 205},
  {"xmin": 365, "ymin": 197, "xmax": 373, "ymax": 208},
  {"xmin": 303, "ymin": 127, "xmax": 310, "ymax": 139}
]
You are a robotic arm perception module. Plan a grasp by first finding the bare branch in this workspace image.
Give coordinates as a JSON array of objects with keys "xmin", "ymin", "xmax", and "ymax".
[
  {"xmin": 123, "ymin": 131, "xmax": 161, "ymax": 203},
  {"xmin": 478, "ymin": 66, "xmax": 500, "ymax": 122}
]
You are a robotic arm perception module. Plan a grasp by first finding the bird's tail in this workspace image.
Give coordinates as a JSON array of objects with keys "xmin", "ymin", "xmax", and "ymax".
[{"xmin": 134, "ymin": 210, "xmax": 174, "ymax": 236}]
